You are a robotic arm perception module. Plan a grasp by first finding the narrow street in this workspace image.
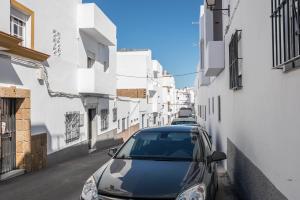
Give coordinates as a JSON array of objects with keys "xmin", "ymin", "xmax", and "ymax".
[{"xmin": 0, "ymin": 148, "xmax": 239, "ymax": 200}]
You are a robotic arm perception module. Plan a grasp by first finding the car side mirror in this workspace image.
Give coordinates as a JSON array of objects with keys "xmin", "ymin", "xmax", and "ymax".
[
  {"xmin": 108, "ymin": 147, "xmax": 118, "ymax": 157},
  {"xmin": 208, "ymin": 151, "xmax": 227, "ymax": 164}
]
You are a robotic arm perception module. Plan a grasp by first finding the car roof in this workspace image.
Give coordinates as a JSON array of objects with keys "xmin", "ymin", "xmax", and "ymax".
[
  {"xmin": 139, "ymin": 125, "xmax": 199, "ymax": 133},
  {"xmin": 172, "ymin": 117, "xmax": 197, "ymax": 122}
]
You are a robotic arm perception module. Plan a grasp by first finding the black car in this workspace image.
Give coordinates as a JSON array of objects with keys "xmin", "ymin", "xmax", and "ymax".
[
  {"xmin": 81, "ymin": 126, "xmax": 226, "ymax": 200},
  {"xmin": 171, "ymin": 117, "xmax": 198, "ymax": 126}
]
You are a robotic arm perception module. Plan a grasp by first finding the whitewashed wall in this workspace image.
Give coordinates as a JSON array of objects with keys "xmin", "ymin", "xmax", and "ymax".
[
  {"xmin": 196, "ymin": 1, "xmax": 300, "ymax": 199},
  {"xmin": 0, "ymin": 0, "xmax": 117, "ymax": 155}
]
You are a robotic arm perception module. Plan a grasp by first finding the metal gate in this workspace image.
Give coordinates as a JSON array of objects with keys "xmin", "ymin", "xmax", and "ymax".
[{"xmin": 0, "ymin": 98, "xmax": 16, "ymax": 174}]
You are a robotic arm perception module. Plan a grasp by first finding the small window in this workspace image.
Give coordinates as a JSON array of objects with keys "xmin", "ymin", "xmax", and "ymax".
[
  {"xmin": 204, "ymin": 106, "xmax": 207, "ymax": 121},
  {"xmin": 218, "ymin": 96, "xmax": 221, "ymax": 122},
  {"xmin": 122, "ymin": 118, "xmax": 126, "ymax": 131},
  {"xmin": 229, "ymin": 30, "xmax": 242, "ymax": 90},
  {"xmin": 101, "ymin": 109, "xmax": 109, "ymax": 131},
  {"xmin": 127, "ymin": 116, "xmax": 129, "ymax": 129},
  {"xmin": 118, "ymin": 120, "xmax": 120, "ymax": 129},
  {"xmin": 212, "ymin": 97, "xmax": 214, "ymax": 114},
  {"xmin": 208, "ymin": 98, "xmax": 210, "ymax": 115},
  {"xmin": 200, "ymin": 106, "xmax": 202, "ymax": 118},
  {"xmin": 10, "ymin": 15, "xmax": 26, "ymax": 46},
  {"xmin": 142, "ymin": 114, "xmax": 145, "ymax": 128},
  {"xmin": 113, "ymin": 108, "xmax": 117, "ymax": 122}
]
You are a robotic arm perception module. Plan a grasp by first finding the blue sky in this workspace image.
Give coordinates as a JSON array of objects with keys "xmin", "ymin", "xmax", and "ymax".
[{"xmin": 83, "ymin": 0, "xmax": 203, "ymax": 88}]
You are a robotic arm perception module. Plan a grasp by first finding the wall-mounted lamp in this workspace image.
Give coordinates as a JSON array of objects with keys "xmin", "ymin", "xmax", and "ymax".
[{"xmin": 206, "ymin": 0, "xmax": 230, "ymax": 17}]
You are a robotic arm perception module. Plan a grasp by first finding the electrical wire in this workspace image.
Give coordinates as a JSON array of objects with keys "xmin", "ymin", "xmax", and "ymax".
[{"xmin": 116, "ymin": 71, "xmax": 198, "ymax": 79}]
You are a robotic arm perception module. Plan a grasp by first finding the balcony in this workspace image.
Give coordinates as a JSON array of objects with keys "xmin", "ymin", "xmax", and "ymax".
[
  {"xmin": 78, "ymin": 68, "xmax": 115, "ymax": 95},
  {"xmin": 205, "ymin": 41, "xmax": 225, "ymax": 77},
  {"xmin": 78, "ymin": 3, "xmax": 116, "ymax": 46}
]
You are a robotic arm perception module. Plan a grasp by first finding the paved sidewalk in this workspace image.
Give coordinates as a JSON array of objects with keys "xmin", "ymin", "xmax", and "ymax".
[
  {"xmin": 216, "ymin": 170, "xmax": 240, "ymax": 200},
  {"xmin": 0, "ymin": 149, "xmax": 239, "ymax": 200}
]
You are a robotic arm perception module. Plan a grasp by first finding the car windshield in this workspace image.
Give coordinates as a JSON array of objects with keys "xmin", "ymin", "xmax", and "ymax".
[
  {"xmin": 115, "ymin": 131, "xmax": 201, "ymax": 161},
  {"xmin": 171, "ymin": 121, "xmax": 197, "ymax": 125}
]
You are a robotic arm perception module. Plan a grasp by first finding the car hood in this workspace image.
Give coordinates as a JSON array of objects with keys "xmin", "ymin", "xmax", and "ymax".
[{"xmin": 97, "ymin": 159, "xmax": 205, "ymax": 199}]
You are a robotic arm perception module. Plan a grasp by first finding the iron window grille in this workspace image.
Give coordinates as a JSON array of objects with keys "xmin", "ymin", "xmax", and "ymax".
[
  {"xmin": 271, "ymin": 0, "xmax": 300, "ymax": 70},
  {"xmin": 101, "ymin": 109, "xmax": 109, "ymax": 131},
  {"xmin": 65, "ymin": 112, "xmax": 80, "ymax": 143},
  {"xmin": 229, "ymin": 30, "xmax": 243, "ymax": 90},
  {"xmin": 112, "ymin": 108, "xmax": 117, "ymax": 122}
]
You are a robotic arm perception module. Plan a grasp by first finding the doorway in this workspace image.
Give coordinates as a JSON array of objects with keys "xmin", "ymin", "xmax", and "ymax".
[
  {"xmin": 88, "ymin": 109, "xmax": 96, "ymax": 150},
  {"xmin": 0, "ymin": 98, "xmax": 16, "ymax": 174}
]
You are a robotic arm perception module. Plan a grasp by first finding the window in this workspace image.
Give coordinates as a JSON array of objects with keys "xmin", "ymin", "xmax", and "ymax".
[
  {"xmin": 200, "ymin": 106, "xmax": 202, "ymax": 118},
  {"xmin": 204, "ymin": 106, "xmax": 206, "ymax": 121},
  {"xmin": 113, "ymin": 108, "xmax": 117, "ymax": 122},
  {"xmin": 101, "ymin": 109, "xmax": 109, "ymax": 131},
  {"xmin": 212, "ymin": 97, "xmax": 214, "ymax": 114},
  {"xmin": 208, "ymin": 98, "xmax": 211, "ymax": 114},
  {"xmin": 127, "ymin": 116, "xmax": 129, "ymax": 129},
  {"xmin": 65, "ymin": 112, "xmax": 80, "ymax": 143},
  {"xmin": 122, "ymin": 118, "xmax": 126, "ymax": 131},
  {"xmin": 10, "ymin": 7, "xmax": 29, "ymax": 47},
  {"xmin": 10, "ymin": 1, "xmax": 35, "ymax": 49},
  {"xmin": 118, "ymin": 120, "xmax": 120, "ymax": 129},
  {"xmin": 229, "ymin": 30, "xmax": 242, "ymax": 90},
  {"xmin": 218, "ymin": 96, "xmax": 221, "ymax": 122},
  {"xmin": 271, "ymin": 0, "xmax": 300, "ymax": 70},
  {"xmin": 10, "ymin": 16, "xmax": 25, "ymax": 40},
  {"xmin": 142, "ymin": 114, "xmax": 145, "ymax": 128}
]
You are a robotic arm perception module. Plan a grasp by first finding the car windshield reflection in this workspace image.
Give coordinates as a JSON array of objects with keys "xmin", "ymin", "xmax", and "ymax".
[{"xmin": 115, "ymin": 131, "xmax": 201, "ymax": 162}]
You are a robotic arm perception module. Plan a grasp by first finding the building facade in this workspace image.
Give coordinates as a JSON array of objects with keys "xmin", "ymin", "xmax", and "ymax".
[
  {"xmin": 176, "ymin": 87, "xmax": 195, "ymax": 110},
  {"xmin": 0, "ymin": 0, "xmax": 119, "ymax": 177},
  {"xmin": 195, "ymin": 1, "xmax": 300, "ymax": 199},
  {"xmin": 116, "ymin": 50, "xmax": 177, "ymax": 128},
  {"xmin": 160, "ymin": 70, "xmax": 177, "ymax": 125},
  {"xmin": 116, "ymin": 49, "xmax": 158, "ymax": 129}
]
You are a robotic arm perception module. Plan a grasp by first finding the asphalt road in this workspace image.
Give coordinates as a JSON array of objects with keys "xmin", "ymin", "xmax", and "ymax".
[{"xmin": 0, "ymin": 148, "xmax": 239, "ymax": 200}]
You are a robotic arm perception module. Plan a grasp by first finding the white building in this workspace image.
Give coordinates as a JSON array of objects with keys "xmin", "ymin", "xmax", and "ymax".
[
  {"xmin": 116, "ymin": 97, "xmax": 140, "ymax": 141},
  {"xmin": 0, "ymin": 0, "xmax": 119, "ymax": 174},
  {"xmin": 160, "ymin": 70, "xmax": 177, "ymax": 125},
  {"xmin": 195, "ymin": 1, "xmax": 300, "ymax": 199},
  {"xmin": 116, "ymin": 49, "xmax": 158, "ymax": 129},
  {"xmin": 176, "ymin": 87, "xmax": 195, "ymax": 111},
  {"xmin": 116, "ymin": 50, "xmax": 177, "ymax": 128}
]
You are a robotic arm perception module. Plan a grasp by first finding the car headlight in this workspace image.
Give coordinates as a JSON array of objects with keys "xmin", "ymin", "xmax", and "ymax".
[
  {"xmin": 81, "ymin": 176, "xmax": 98, "ymax": 200},
  {"xmin": 176, "ymin": 184, "xmax": 206, "ymax": 200}
]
